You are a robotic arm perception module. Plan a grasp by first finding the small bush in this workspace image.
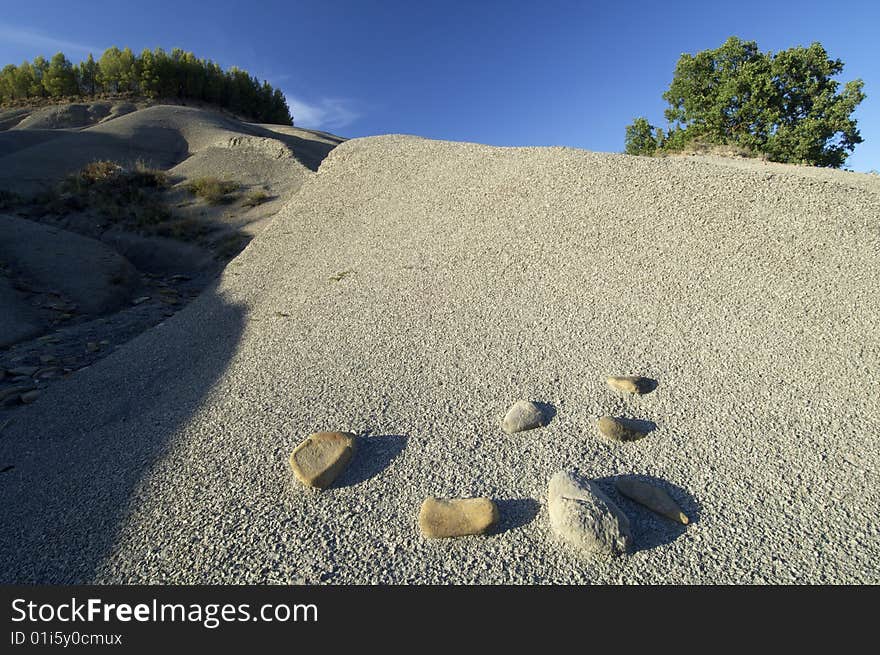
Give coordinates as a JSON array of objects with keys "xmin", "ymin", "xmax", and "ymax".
[
  {"xmin": 185, "ymin": 177, "xmax": 240, "ymax": 204},
  {"xmin": 0, "ymin": 189, "xmax": 21, "ymax": 210},
  {"xmin": 241, "ymin": 189, "xmax": 271, "ymax": 207},
  {"xmin": 52, "ymin": 160, "xmax": 178, "ymax": 235}
]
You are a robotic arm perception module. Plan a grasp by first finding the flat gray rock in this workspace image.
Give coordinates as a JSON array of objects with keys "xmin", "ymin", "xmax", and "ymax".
[
  {"xmin": 502, "ymin": 400, "xmax": 547, "ymax": 433},
  {"xmin": 548, "ymin": 470, "xmax": 632, "ymax": 557}
]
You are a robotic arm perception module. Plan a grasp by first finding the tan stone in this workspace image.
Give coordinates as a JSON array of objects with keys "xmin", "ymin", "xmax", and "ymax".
[
  {"xmin": 607, "ymin": 376, "xmax": 652, "ymax": 394},
  {"xmin": 615, "ymin": 479, "xmax": 689, "ymax": 525},
  {"xmin": 597, "ymin": 416, "xmax": 648, "ymax": 442},
  {"xmin": 289, "ymin": 431, "xmax": 356, "ymax": 490},
  {"xmin": 419, "ymin": 497, "xmax": 499, "ymax": 538}
]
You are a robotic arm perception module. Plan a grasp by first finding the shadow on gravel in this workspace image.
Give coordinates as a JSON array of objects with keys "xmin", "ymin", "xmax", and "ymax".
[
  {"xmin": 534, "ymin": 402, "xmax": 558, "ymax": 426},
  {"xmin": 494, "ymin": 498, "xmax": 541, "ymax": 534},
  {"xmin": 595, "ymin": 474, "xmax": 700, "ymax": 553},
  {"xmin": 636, "ymin": 378, "xmax": 659, "ymax": 394},
  {"xmin": 615, "ymin": 417, "xmax": 657, "ymax": 437},
  {"xmin": 0, "ymin": 279, "xmax": 246, "ymax": 582},
  {"xmin": 336, "ymin": 434, "xmax": 408, "ymax": 488}
]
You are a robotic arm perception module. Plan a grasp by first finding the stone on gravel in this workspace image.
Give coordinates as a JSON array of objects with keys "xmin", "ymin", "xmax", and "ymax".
[
  {"xmin": 597, "ymin": 416, "xmax": 648, "ymax": 442},
  {"xmin": 132, "ymin": 296, "xmax": 151, "ymax": 305},
  {"xmin": 548, "ymin": 471, "xmax": 632, "ymax": 557},
  {"xmin": 289, "ymin": 431, "xmax": 357, "ymax": 490},
  {"xmin": 20, "ymin": 390, "xmax": 40, "ymax": 404},
  {"xmin": 501, "ymin": 400, "xmax": 547, "ymax": 433},
  {"xmin": 86, "ymin": 342, "xmax": 100, "ymax": 353},
  {"xmin": 419, "ymin": 497, "xmax": 499, "ymax": 538},
  {"xmin": 607, "ymin": 375, "xmax": 652, "ymax": 394},
  {"xmin": 8, "ymin": 366, "xmax": 38, "ymax": 377},
  {"xmin": 615, "ymin": 479, "xmax": 689, "ymax": 525}
]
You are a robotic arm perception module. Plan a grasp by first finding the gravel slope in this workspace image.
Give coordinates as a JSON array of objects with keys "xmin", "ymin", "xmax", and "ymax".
[{"xmin": 1, "ymin": 136, "xmax": 878, "ymax": 584}]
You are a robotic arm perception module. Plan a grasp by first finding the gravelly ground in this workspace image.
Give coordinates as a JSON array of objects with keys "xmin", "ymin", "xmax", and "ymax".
[{"xmin": 1, "ymin": 135, "xmax": 878, "ymax": 584}]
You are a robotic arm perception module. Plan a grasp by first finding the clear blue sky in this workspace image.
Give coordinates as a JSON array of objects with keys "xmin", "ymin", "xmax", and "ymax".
[{"xmin": 1, "ymin": 0, "xmax": 878, "ymax": 171}]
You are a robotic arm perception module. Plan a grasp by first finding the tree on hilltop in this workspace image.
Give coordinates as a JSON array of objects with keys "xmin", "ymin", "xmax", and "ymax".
[
  {"xmin": 0, "ymin": 46, "xmax": 295, "ymax": 125},
  {"xmin": 625, "ymin": 36, "xmax": 865, "ymax": 167},
  {"xmin": 43, "ymin": 53, "xmax": 78, "ymax": 98}
]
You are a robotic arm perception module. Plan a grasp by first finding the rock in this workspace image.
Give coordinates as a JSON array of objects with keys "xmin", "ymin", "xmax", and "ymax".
[
  {"xmin": 20, "ymin": 390, "xmax": 40, "ymax": 404},
  {"xmin": 37, "ymin": 335, "xmax": 60, "ymax": 343},
  {"xmin": 501, "ymin": 400, "xmax": 547, "ymax": 433},
  {"xmin": 289, "ymin": 431, "xmax": 357, "ymax": 489},
  {"xmin": 160, "ymin": 296, "xmax": 180, "ymax": 305},
  {"xmin": 607, "ymin": 375, "xmax": 653, "ymax": 394},
  {"xmin": 132, "ymin": 296, "xmax": 151, "ymax": 305},
  {"xmin": 548, "ymin": 470, "xmax": 632, "ymax": 557},
  {"xmin": 8, "ymin": 366, "xmax": 38, "ymax": 377},
  {"xmin": 34, "ymin": 367, "xmax": 61, "ymax": 379},
  {"xmin": 39, "ymin": 354, "xmax": 58, "ymax": 364},
  {"xmin": 615, "ymin": 479, "xmax": 689, "ymax": 525},
  {"xmin": 597, "ymin": 416, "xmax": 649, "ymax": 442},
  {"xmin": 419, "ymin": 497, "xmax": 500, "ymax": 538},
  {"xmin": 86, "ymin": 342, "xmax": 100, "ymax": 353}
]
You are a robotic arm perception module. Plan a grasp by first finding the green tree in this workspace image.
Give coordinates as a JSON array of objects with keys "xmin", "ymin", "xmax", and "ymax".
[
  {"xmin": 624, "ymin": 117, "xmax": 660, "ymax": 155},
  {"xmin": 30, "ymin": 56, "xmax": 49, "ymax": 96},
  {"xmin": 78, "ymin": 54, "xmax": 99, "ymax": 95},
  {"xmin": 627, "ymin": 36, "xmax": 865, "ymax": 167},
  {"xmin": 13, "ymin": 61, "xmax": 35, "ymax": 99},
  {"xmin": 43, "ymin": 52, "xmax": 78, "ymax": 98},
  {"xmin": 97, "ymin": 47, "xmax": 129, "ymax": 93},
  {"xmin": 0, "ymin": 64, "xmax": 17, "ymax": 101}
]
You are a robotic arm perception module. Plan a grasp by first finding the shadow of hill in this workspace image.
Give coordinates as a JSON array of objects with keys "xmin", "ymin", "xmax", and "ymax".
[
  {"xmin": 0, "ymin": 128, "xmax": 190, "ymax": 195},
  {"xmin": 0, "ymin": 279, "xmax": 246, "ymax": 582},
  {"xmin": 245, "ymin": 124, "xmax": 342, "ymax": 172}
]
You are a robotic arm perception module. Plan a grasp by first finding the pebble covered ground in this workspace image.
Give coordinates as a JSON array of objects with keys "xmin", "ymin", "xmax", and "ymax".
[{"xmin": 1, "ymin": 135, "xmax": 878, "ymax": 584}]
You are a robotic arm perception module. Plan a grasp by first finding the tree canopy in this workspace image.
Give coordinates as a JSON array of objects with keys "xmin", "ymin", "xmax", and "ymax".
[
  {"xmin": 0, "ymin": 47, "xmax": 292, "ymax": 125},
  {"xmin": 625, "ymin": 37, "xmax": 865, "ymax": 168}
]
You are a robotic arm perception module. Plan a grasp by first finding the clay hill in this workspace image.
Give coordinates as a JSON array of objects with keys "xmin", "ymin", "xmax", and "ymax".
[{"xmin": 0, "ymin": 102, "xmax": 878, "ymax": 584}]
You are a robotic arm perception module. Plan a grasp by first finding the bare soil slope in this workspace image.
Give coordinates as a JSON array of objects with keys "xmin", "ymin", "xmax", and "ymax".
[{"xmin": 1, "ymin": 135, "xmax": 877, "ymax": 584}]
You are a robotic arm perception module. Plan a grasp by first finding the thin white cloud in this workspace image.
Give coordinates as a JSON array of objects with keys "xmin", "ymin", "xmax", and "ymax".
[
  {"xmin": 0, "ymin": 24, "xmax": 101, "ymax": 56},
  {"xmin": 285, "ymin": 95, "xmax": 359, "ymax": 131}
]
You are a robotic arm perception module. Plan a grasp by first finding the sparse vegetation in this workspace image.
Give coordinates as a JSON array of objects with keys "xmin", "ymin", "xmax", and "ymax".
[
  {"xmin": 241, "ymin": 189, "xmax": 271, "ymax": 207},
  {"xmin": 49, "ymin": 160, "xmax": 187, "ymax": 234},
  {"xmin": 185, "ymin": 177, "xmax": 240, "ymax": 204}
]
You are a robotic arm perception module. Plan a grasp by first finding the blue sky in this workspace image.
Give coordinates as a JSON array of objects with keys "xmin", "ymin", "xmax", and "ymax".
[{"xmin": 1, "ymin": 0, "xmax": 878, "ymax": 171}]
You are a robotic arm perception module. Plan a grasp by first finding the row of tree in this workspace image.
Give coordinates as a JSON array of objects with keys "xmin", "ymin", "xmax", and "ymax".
[
  {"xmin": 624, "ymin": 37, "xmax": 865, "ymax": 168},
  {"xmin": 0, "ymin": 47, "xmax": 292, "ymax": 125}
]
